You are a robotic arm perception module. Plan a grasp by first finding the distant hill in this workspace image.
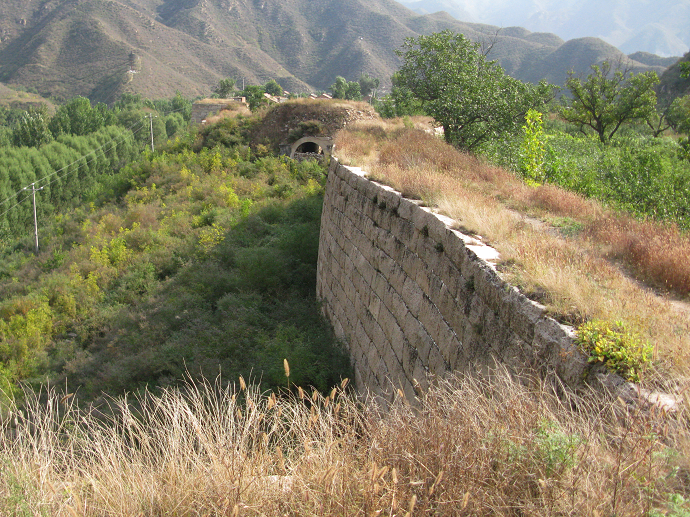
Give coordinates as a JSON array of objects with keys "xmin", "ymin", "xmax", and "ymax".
[
  {"xmin": 0, "ymin": 83, "xmax": 54, "ymax": 112},
  {"xmin": 658, "ymin": 52, "xmax": 690, "ymax": 105},
  {"xmin": 0, "ymin": 0, "xmax": 676, "ymax": 103},
  {"xmin": 397, "ymin": 0, "xmax": 690, "ymax": 57}
]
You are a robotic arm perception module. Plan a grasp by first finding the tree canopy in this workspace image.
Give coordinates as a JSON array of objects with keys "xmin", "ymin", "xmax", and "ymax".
[
  {"xmin": 358, "ymin": 74, "xmax": 380, "ymax": 98},
  {"xmin": 214, "ymin": 78, "xmax": 236, "ymax": 98},
  {"xmin": 394, "ymin": 30, "xmax": 554, "ymax": 151},
  {"xmin": 264, "ymin": 79, "xmax": 284, "ymax": 97},
  {"xmin": 12, "ymin": 105, "xmax": 53, "ymax": 148},
  {"xmin": 560, "ymin": 61, "xmax": 659, "ymax": 144},
  {"xmin": 48, "ymin": 96, "xmax": 115, "ymax": 137},
  {"xmin": 329, "ymin": 76, "xmax": 362, "ymax": 100},
  {"xmin": 240, "ymin": 85, "xmax": 268, "ymax": 111}
]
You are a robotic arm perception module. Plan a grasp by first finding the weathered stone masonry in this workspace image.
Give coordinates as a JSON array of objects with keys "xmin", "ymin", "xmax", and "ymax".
[{"xmin": 316, "ymin": 159, "xmax": 614, "ymax": 400}]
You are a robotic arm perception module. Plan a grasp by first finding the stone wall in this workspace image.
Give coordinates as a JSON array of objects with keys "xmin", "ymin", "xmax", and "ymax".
[{"xmin": 316, "ymin": 159, "xmax": 613, "ymax": 400}]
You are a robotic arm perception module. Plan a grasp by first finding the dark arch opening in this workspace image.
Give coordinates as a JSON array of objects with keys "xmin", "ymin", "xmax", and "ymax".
[{"xmin": 295, "ymin": 141, "xmax": 323, "ymax": 154}]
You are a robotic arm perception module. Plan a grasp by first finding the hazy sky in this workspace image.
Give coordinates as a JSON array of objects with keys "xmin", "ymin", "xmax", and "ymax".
[{"xmin": 397, "ymin": 0, "xmax": 690, "ymax": 56}]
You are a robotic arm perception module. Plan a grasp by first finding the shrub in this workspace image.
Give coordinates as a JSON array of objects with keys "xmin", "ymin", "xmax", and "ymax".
[{"xmin": 576, "ymin": 320, "xmax": 653, "ymax": 381}]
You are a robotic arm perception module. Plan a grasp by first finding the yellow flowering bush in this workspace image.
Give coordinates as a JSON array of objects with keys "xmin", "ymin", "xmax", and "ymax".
[{"xmin": 576, "ymin": 320, "xmax": 653, "ymax": 381}]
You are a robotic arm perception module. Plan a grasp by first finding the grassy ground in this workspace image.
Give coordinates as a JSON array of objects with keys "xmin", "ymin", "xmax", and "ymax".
[{"xmin": 1, "ymin": 368, "xmax": 688, "ymax": 516}]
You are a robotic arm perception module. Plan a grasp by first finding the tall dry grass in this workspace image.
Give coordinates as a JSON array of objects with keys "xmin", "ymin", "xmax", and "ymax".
[
  {"xmin": 1, "ymin": 371, "xmax": 687, "ymax": 516},
  {"xmin": 334, "ymin": 121, "xmax": 690, "ymax": 374}
]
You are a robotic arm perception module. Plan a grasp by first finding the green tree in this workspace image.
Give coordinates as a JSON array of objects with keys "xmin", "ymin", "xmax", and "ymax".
[
  {"xmin": 49, "ymin": 96, "xmax": 115, "ymax": 137},
  {"xmin": 394, "ymin": 30, "xmax": 554, "ymax": 151},
  {"xmin": 114, "ymin": 92, "xmax": 144, "ymax": 111},
  {"xmin": 645, "ymin": 95, "xmax": 690, "ymax": 138},
  {"xmin": 358, "ymin": 74, "xmax": 380, "ymax": 98},
  {"xmin": 330, "ymin": 76, "xmax": 347, "ymax": 99},
  {"xmin": 560, "ymin": 61, "xmax": 659, "ymax": 144},
  {"xmin": 241, "ymin": 85, "xmax": 268, "ymax": 111},
  {"xmin": 376, "ymin": 72, "xmax": 425, "ymax": 118},
  {"xmin": 666, "ymin": 95, "xmax": 690, "ymax": 135},
  {"xmin": 680, "ymin": 62, "xmax": 690, "ymax": 79},
  {"xmin": 329, "ymin": 76, "xmax": 362, "ymax": 100},
  {"xmin": 264, "ymin": 79, "xmax": 283, "ymax": 97},
  {"xmin": 214, "ymin": 78, "xmax": 236, "ymax": 98},
  {"xmin": 520, "ymin": 109, "xmax": 546, "ymax": 184},
  {"xmin": 12, "ymin": 105, "xmax": 53, "ymax": 148}
]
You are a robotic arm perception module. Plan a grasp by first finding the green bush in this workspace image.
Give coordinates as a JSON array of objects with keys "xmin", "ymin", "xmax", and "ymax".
[{"xmin": 576, "ymin": 320, "xmax": 653, "ymax": 381}]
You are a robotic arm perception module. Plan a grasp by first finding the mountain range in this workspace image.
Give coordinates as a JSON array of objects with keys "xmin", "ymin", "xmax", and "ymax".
[
  {"xmin": 397, "ymin": 0, "xmax": 690, "ymax": 57},
  {"xmin": 0, "ymin": 0, "xmax": 681, "ymax": 103}
]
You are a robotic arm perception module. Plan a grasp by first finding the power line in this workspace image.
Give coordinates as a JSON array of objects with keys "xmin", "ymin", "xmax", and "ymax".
[
  {"xmin": 0, "ymin": 100, "xmax": 194, "ymax": 223},
  {"xmin": 0, "ymin": 119, "xmax": 147, "ymax": 212}
]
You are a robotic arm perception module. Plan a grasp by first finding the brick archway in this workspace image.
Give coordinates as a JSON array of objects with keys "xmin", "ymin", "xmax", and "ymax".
[{"xmin": 289, "ymin": 136, "xmax": 334, "ymax": 159}]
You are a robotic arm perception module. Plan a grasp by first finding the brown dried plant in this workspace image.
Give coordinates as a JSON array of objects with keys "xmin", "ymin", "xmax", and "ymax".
[{"xmin": 1, "ymin": 371, "xmax": 687, "ymax": 516}]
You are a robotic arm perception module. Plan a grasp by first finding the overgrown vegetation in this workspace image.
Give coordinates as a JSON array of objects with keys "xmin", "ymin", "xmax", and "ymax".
[
  {"xmin": 483, "ymin": 122, "xmax": 690, "ymax": 230},
  {"xmin": 1, "ymin": 369, "xmax": 688, "ymax": 516},
  {"xmin": 0, "ymin": 98, "xmax": 349, "ymax": 403}
]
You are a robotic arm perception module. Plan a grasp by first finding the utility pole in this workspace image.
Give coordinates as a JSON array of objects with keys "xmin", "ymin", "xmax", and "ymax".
[
  {"xmin": 146, "ymin": 113, "xmax": 157, "ymax": 152},
  {"xmin": 23, "ymin": 182, "xmax": 44, "ymax": 254}
]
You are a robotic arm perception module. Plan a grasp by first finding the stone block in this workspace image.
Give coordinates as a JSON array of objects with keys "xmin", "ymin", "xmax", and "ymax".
[
  {"xmin": 363, "ymin": 180, "xmax": 382, "ymax": 203},
  {"xmin": 372, "ymin": 271, "xmax": 390, "ymax": 301},
  {"xmin": 368, "ymin": 294, "xmax": 382, "ymax": 321},
  {"xmin": 378, "ymin": 232, "xmax": 397, "ymax": 259},
  {"xmin": 474, "ymin": 266, "xmax": 505, "ymax": 315},
  {"xmin": 532, "ymin": 319, "xmax": 586, "ymax": 388},
  {"xmin": 391, "ymin": 216, "xmax": 415, "ymax": 244},
  {"xmin": 424, "ymin": 212, "xmax": 451, "ymax": 244},
  {"xmin": 377, "ymin": 252, "xmax": 396, "ymax": 281},
  {"xmin": 411, "ymin": 205, "xmax": 436, "ymax": 233},
  {"xmin": 370, "ymin": 319, "xmax": 388, "ymax": 351},
  {"xmin": 417, "ymin": 295, "xmax": 441, "ymax": 343},
  {"xmin": 402, "ymin": 276, "xmax": 423, "ymax": 318},
  {"xmin": 387, "ymin": 285, "xmax": 409, "ymax": 325},
  {"xmin": 426, "ymin": 271, "xmax": 445, "ymax": 308},
  {"xmin": 435, "ymin": 318, "xmax": 457, "ymax": 356},
  {"xmin": 428, "ymin": 345, "xmax": 449, "ymax": 376},
  {"xmin": 414, "ymin": 265, "xmax": 431, "ymax": 295},
  {"xmin": 388, "ymin": 260, "xmax": 408, "ymax": 292},
  {"xmin": 444, "ymin": 335, "xmax": 464, "ymax": 369},
  {"xmin": 498, "ymin": 288, "xmax": 544, "ymax": 344},
  {"xmin": 388, "ymin": 323, "xmax": 407, "ymax": 363},
  {"xmin": 397, "ymin": 197, "xmax": 418, "ymax": 221},
  {"xmin": 382, "ymin": 345, "xmax": 401, "ymax": 380},
  {"xmin": 417, "ymin": 326, "xmax": 435, "ymax": 364},
  {"xmin": 400, "ymin": 248, "xmax": 423, "ymax": 280},
  {"xmin": 412, "ymin": 359, "xmax": 429, "ymax": 391},
  {"xmin": 378, "ymin": 187, "xmax": 402, "ymax": 212},
  {"xmin": 401, "ymin": 379, "xmax": 417, "ymax": 404}
]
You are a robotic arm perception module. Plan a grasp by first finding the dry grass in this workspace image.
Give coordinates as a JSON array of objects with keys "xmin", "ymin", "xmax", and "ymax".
[
  {"xmin": 1, "ymin": 371, "xmax": 688, "ymax": 516},
  {"xmin": 334, "ymin": 121, "xmax": 690, "ymax": 375},
  {"xmin": 586, "ymin": 215, "xmax": 690, "ymax": 295}
]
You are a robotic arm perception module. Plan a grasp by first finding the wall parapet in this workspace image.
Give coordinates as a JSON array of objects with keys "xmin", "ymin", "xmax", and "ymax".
[{"xmin": 316, "ymin": 158, "xmax": 622, "ymax": 400}]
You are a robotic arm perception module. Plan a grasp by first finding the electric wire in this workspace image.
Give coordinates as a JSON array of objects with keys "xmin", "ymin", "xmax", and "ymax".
[
  {"xmin": 0, "ymin": 118, "xmax": 147, "ymax": 210},
  {"xmin": 0, "ymin": 103, "xmax": 191, "ymax": 221}
]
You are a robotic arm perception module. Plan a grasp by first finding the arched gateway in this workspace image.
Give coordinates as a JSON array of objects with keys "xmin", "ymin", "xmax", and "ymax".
[{"xmin": 288, "ymin": 136, "xmax": 334, "ymax": 160}]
